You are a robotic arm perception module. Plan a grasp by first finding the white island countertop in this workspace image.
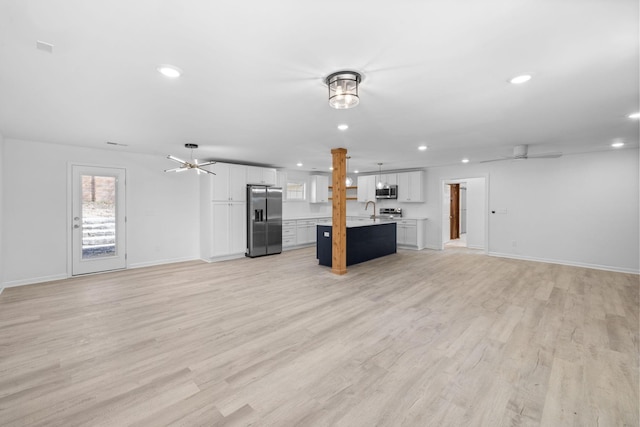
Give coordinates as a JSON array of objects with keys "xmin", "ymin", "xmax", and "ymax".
[{"xmin": 317, "ymin": 220, "xmax": 397, "ymax": 228}]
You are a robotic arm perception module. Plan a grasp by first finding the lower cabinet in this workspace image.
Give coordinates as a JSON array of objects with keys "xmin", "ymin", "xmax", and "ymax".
[
  {"xmin": 282, "ymin": 220, "xmax": 297, "ymax": 248},
  {"xmin": 396, "ymin": 219, "xmax": 426, "ymax": 249},
  {"xmin": 207, "ymin": 202, "xmax": 246, "ymax": 259},
  {"xmin": 283, "ymin": 217, "xmax": 330, "ymax": 249}
]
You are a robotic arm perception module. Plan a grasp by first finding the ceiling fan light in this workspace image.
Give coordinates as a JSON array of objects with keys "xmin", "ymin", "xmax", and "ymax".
[{"xmin": 326, "ymin": 71, "xmax": 361, "ymax": 109}]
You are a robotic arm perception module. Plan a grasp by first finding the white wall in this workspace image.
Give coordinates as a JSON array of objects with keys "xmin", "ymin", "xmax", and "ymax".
[
  {"xmin": 465, "ymin": 178, "xmax": 486, "ymax": 250},
  {"xmin": 0, "ymin": 132, "xmax": 4, "ymax": 294},
  {"xmin": 2, "ymin": 139, "xmax": 201, "ymax": 286},
  {"xmin": 425, "ymin": 149, "xmax": 639, "ymax": 273},
  {"xmin": 281, "ymin": 170, "xmax": 332, "ymax": 219}
]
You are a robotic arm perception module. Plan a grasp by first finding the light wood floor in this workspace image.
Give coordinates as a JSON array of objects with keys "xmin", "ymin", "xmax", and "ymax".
[{"xmin": 0, "ymin": 248, "xmax": 638, "ymax": 426}]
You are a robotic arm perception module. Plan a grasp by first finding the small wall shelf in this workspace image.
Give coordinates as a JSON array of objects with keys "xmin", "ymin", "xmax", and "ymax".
[{"xmin": 328, "ymin": 185, "xmax": 358, "ymax": 201}]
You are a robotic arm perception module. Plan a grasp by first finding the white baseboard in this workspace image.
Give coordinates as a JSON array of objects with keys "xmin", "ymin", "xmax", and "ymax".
[
  {"xmin": 488, "ymin": 252, "xmax": 640, "ymax": 275},
  {"xmin": 128, "ymin": 256, "xmax": 200, "ymax": 269},
  {"xmin": 3, "ymin": 273, "xmax": 69, "ymax": 288},
  {"xmin": 201, "ymin": 252, "xmax": 246, "ymax": 263}
]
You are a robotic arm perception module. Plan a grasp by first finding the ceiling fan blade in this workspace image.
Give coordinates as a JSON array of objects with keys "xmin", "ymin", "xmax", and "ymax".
[
  {"xmin": 527, "ymin": 152, "xmax": 563, "ymax": 159},
  {"xmin": 479, "ymin": 157, "xmax": 512, "ymax": 163}
]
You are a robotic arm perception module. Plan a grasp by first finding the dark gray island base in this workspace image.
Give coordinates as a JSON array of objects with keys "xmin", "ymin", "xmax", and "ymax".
[{"xmin": 316, "ymin": 222, "xmax": 397, "ymax": 267}]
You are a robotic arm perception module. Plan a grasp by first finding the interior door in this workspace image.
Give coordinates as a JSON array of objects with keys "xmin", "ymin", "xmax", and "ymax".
[
  {"xmin": 450, "ymin": 184, "xmax": 460, "ymax": 240},
  {"xmin": 72, "ymin": 165, "xmax": 126, "ymax": 275}
]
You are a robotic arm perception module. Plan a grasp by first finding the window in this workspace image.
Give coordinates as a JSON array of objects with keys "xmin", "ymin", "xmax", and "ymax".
[{"xmin": 286, "ymin": 180, "xmax": 306, "ymax": 201}]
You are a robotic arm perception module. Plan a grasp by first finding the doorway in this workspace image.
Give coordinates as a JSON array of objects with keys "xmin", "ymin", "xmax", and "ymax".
[
  {"xmin": 441, "ymin": 177, "xmax": 487, "ymax": 252},
  {"xmin": 71, "ymin": 165, "xmax": 126, "ymax": 275},
  {"xmin": 449, "ymin": 183, "xmax": 460, "ymax": 240}
]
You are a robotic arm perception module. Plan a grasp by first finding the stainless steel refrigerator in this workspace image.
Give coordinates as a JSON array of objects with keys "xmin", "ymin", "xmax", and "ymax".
[{"xmin": 246, "ymin": 185, "xmax": 282, "ymax": 257}]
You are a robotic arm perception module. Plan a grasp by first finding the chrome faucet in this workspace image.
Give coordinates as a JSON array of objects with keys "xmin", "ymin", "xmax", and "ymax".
[{"xmin": 365, "ymin": 200, "xmax": 377, "ymax": 221}]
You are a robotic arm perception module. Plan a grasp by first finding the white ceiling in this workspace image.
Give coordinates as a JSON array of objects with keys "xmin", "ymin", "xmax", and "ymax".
[{"xmin": 0, "ymin": 0, "xmax": 638, "ymax": 173}]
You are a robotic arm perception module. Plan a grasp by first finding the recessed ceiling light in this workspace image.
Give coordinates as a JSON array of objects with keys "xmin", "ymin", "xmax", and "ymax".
[
  {"xmin": 611, "ymin": 141, "xmax": 625, "ymax": 148},
  {"xmin": 157, "ymin": 64, "xmax": 182, "ymax": 78},
  {"xmin": 329, "ymin": 167, "xmax": 334, "ymax": 171},
  {"xmin": 509, "ymin": 74, "xmax": 532, "ymax": 84},
  {"xmin": 461, "ymin": 158, "xmax": 470, "ymax": 163},
  {"xmin": 418, "ymin": 145, "xmax": 428, "ymax": 151},
  {"xmin": 337, "ymin": 124, "xmax": 349, "ymax": 131},
  {"xmin": 296, "ymin": 162, "xmax": 303, "ymax": 167},
  {"xmin": 628, "ymin": 112, "xmax": 640, "ymax": 119},
  {"xmin": 354, "ymin": 170, "xmax": 359, "ymax": 174}
]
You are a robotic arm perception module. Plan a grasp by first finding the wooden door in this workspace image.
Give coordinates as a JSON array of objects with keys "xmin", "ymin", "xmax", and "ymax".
[{"xmin": 450, "ymin": 184, "xmax": 460, "ymax": 240}]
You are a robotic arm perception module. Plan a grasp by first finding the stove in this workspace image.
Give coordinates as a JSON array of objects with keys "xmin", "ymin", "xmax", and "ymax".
[{"xmin": 378, "ymin": 208, "xmax": 402, "ymax": 219}]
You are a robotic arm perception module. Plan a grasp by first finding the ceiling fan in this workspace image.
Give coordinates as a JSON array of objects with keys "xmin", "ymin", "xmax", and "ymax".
[
  {"xmin": 165, "ymin": 144, "xmax": 216, "ymax": 175},
  {"xmin": 480, "ymin": 144, "xmax": 562, "ymax": 163}
]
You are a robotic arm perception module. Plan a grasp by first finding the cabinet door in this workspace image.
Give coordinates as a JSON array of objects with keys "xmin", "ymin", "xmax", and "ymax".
[
  {"xmin": 307, "ymin": 224, "xmax": 317, "ymax": 243},
  {"xmin": 296, "ymin": 224, "xmax": 309, "ymax": 244},
  {"xmin": 211, "ymin": 202, "xmax": 230, "ymax": 257},
  {"xmin": 398, "ymin": 171, "xmax": 424, "ymax": 202},
  {"xmin": 310, "ymin": 175, "xmax": 329, "ymax": 203},
  {"xmin": 229, "ymin": 165, "xmax": 247, "ymax": 202},
  {"xmin": 211, "ymin": 163, "xmax": 231, "ymax": 201},
  {"xmin": 246, "ymin": 166, "xmax": 263, "ymax": 184},
  {"xmin": 263, "ymin": 168, "xmax": 277, "ymax": 186},
  {"xmin": 228, "ymin": 202, "xmax": 247, "ymax": 254},
  {"xmin": 404, "ymin": 226, "xmax": 418, "ymax": 246},
  {"xmin": 357, "ymin": 175, "xmax": 376, "ymax": 202}
]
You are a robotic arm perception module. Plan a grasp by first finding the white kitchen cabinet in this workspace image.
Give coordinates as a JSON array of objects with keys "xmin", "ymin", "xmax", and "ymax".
[
  {"xmin": 247, "ymin": 166, "xmax": 277, "ymax": 185},
  {"xmin": 296, "ymin": 220, "xmax": 317, "ymax": 245},
  {"xmin": 282, "ymin": 220, "xmax": 297, "ymax": 248},
  {"xmin": 357, "ymin": 175, "xmax": 376, "ymax": 202},
  {"xmin": 397, "ymin": 171, "xmax": 424, "ymax": 202},
  {"xmin": 310, "ymin": 175, "xmax": 329, "ymax": 203},
  {"xmin": 395, "ymin": 219, "xmax": 426, "ymax": 249},
  {"xmin": 210, "ymin": 162, "xmax": 247, "ymax": 202},
  {"xmin": 375, "ymin": 173, "xmax": 398, "ymax": 188},
  {"xmin": 207, "ymin": 202, "xmax": 246, "ymax": 258}
]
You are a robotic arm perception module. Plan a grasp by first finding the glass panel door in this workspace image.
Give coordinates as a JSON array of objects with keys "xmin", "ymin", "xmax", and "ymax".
[{"xmin": 72, "ymin": 166, "xmax": 126, "ymax": 275}]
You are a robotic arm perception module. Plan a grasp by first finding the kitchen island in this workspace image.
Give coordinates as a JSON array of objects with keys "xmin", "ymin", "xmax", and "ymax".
[{"xmin": 316, "ymin": 221, "xmax": 397, "ymax": 267}]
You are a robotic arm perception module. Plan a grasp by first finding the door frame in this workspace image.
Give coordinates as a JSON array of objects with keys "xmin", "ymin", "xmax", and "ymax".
[
  {"xmin": 67, "ymin": 163, "xmax": 128, "ymax": 276},
  {"xmin": 440, "ymin": 174, "xmax": 489, "ymax": 252}
]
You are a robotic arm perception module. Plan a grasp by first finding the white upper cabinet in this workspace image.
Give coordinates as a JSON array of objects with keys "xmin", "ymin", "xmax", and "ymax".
[
  {"xmin": 211, "ymin": 163, "xmax": 247, "ymax": 202},
  {"xmin": 397, "ymin": 171, "xmax": 424, "ymax": 202},
  {"xmin": 357, "ymin": 175, "xmax": 376, "ymax": 202},
  {"xmin": 375, "ymin": 173, "xmax": 398, "ymax": 187},
  {"xmin": 247, "ymin": 166, "xmax": 277, "ymax": 186},
  {"xmin": 310, "ymin": 175, "xmax": 329, "ymax": 203}
]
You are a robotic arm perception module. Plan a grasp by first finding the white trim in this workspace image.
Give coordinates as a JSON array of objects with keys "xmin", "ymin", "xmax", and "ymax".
[
  {"xmin": 4, "ymin": 273, "xmax": 69, "ymax": 288},
  {"xmin": 200, "ymin": 252, "xmax": 247, "ymax": 263},
  {"xmin": 0, "ymin": 285, "xmax": 4, "ymax": 295},
  {"xmin": 489, "ymin": 252, "xmax": 640, "ymax": 275},
  {"xmin": 440, "ymin": 174, "xmax": 490, "ymax": 253},
  {"xmin": 128, "ymin": 256, "xmax": 201, "ymax": 269}
]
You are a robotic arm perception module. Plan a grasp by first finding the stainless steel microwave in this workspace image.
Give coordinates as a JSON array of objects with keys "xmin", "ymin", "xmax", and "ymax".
[{"xmin": 375, "ymin": 185, "xmax": 398, "ymax": 199}]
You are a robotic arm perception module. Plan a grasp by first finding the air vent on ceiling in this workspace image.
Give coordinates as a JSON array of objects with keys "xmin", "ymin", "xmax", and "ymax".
[{"xmin": 36, "ymin": 40, "xmax": 54, "ymax": 53}]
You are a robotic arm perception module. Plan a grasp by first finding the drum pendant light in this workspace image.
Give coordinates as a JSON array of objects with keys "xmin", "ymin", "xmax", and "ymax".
[{"xmin": 326, "ymin": 71, "xmax": 362, "ymax": 109}]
